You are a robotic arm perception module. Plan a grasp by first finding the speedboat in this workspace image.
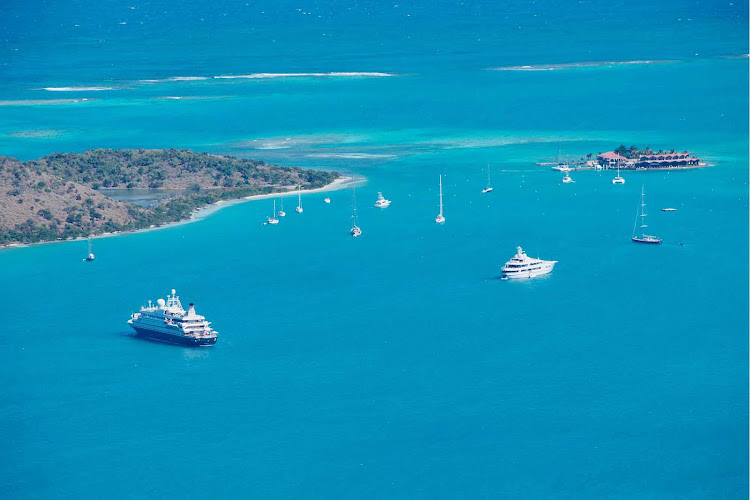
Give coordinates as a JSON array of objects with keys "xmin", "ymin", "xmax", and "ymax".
[
  {"xmin": 374, "ymin": 192, "xmax": 391, "ymax": 208},
  {"xmin": 501, "ymin": 246, "xmax": 557, "ymax": 279},
  {"xmin": 562, "ymin": 174, "xmax": 574, "ymax": 183}
]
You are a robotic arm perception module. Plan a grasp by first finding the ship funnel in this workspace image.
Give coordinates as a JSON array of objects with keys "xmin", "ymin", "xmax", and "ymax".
[{"xmin": 188, "ymin": 303, "xmax": 196, "ymax": 315}]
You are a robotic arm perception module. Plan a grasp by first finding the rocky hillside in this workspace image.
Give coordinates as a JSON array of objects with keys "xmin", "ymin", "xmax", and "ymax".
[{"xmin": 0, "ymin": 149, "xmax": 338, "ymax": 245}]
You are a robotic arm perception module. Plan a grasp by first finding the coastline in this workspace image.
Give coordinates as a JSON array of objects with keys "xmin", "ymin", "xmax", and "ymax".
[{"xmin": 0, "ymin": 175, "xmax": 358, "ymax": 252}]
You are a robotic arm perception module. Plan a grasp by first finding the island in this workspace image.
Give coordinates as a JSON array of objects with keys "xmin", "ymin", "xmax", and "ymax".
[
  {"xmin": 0, "ymin": 148, "xmax": 340, "ymax": 246},
  {"xmin": 539, "ymin": 145, "xmax": 705, "ymax": 170}
]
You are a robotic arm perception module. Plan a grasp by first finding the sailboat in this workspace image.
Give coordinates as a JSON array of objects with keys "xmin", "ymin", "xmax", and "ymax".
[
  {"xmin": 323, "ymin": 196, "xmax": 331, "ymax": 204},
  {"xmin": 612, "ymin": 164, "xmax": 625, "ymax": 184},
  {"xmin": 350, "ymin": 187, "xmax": 362, "ymax": 237},
  {"xmin": 553, "ymin": 145, "xmax": 571, "ymax": 172},
  {"xmin": 267, "ymin": 199, "xmax": 279, "ymax": 224},
  {"xmin": 435, "ymin": 175, "xmax": 445, "ymax": 223},
  {"xmin": 295, "ymin": 185, "xmax": 303, "ymax": 213},
  {"xmin": 562, "ymin": 172, "xmax": 575, "ymax": 183},
  {"xmin": 632, "ymin": 185, "xmax": 661, "ymax": 244},
  {"xmin": 481, "ymin": 165, "xmax": 493, "ymax": 193},
  {"xmin": 82, "ymin": 236, "xmax": 95, "ymax": 262},
  {"xmin": 277, "ymin": 197, "xmax": 286, "ymax": 217}
]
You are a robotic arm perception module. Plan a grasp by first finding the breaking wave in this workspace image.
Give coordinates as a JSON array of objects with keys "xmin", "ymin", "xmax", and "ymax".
[
  {"xmin": 42, "ymin": 86, "xmax": 114, "ymax": 91},
  {"xmin": 488, "ymin": 59, "xmax": 677, "ymax": 71},
  {"xmin": 211, "ymin": 72, "xmax": 396, "ymax": 80},
  {"xmin": 0, "ymin": 98, "xmax": 97, "ymax": 106}
]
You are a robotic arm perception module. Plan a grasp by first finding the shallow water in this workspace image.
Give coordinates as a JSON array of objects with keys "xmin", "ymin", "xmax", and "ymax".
[{"xmin": 1, "ymin": 0, "xmax": 748, "ymax": 498}]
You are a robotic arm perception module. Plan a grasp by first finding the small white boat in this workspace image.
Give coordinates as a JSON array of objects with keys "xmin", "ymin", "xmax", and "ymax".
[
  {"xmin": 501, "ymin": 246, "xmax": 557, "ymax": 279},
  {"xmin": 295, "ymin": 185, "xmax": 303, "ymax": 213},
  {"xmin": 82, "ymin": 237, "xmax": 95, "ymax": 262},
  {"xmin": 277, "ymin": 197, "xmax": 286, "ymax": 217},
  {"xmin": 267, "ymin": 200, "xmax": 279, "ymax": 225},
  {"xmin": 481, "ymin": 165, "xmax": 493, "ymax": 193},
  {"xmin": 612, "ymin": 165, "xmax": 625, "ymax": 184},
  {"xmin": 662, "ymin": 207, "xmax": 677, "ymax": 212},
  {"xmin": 324, "ymin": 197, "xmax": 331, "ymax": 204},
  {"xmin": 562, "ymin": 174, "xmax": 574, "ymax": 183},
  {"xmin": 374, "ymin": 192, "xmax": 391, "ymax": 208},
  {"xmin": 351, "ymin": 188, "xmax": 362, "ymax": 236},
  {"xmin": 435, "ymin": 174, "xmax": 445, "ymax": 223}
]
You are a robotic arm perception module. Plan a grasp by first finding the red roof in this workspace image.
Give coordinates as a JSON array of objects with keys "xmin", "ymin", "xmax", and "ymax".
[{"xmin": 598, "ymin": 152, "xmax": 626, "ymax": 160}]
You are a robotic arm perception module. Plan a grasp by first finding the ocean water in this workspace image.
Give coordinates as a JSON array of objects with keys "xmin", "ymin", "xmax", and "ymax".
[{"xmin": 1, "ymin": 0, "xmax": 748, "ymax": 498}]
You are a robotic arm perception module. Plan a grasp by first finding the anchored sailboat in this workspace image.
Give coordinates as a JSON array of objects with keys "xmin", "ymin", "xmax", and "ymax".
[
  {"xmin": 435, "ymin": 175, "xmax": 445, "ymax": 223},
  {"xmin": 632, "ymin": 185, "xmax": 661, "ymax": 244},
  {"xmin": 82, "ymin": 236, "xmax": 95, "ymax": 262},
  {"xmin": 295, "ymin": 185, "xmax": 303, "ymax": 213},
  {"xmin": 277, "ymin": 197, "xmax": 286, "ymax": 217},
  {"xmin": 350, "ymin": 187, "xmax": 362, "ymax": 237},
  {"xmin": 481, "ymin": 165, "xmax": 493, "ymax": 193},
  {"xmin": 267, "ymin": 199, "xmax": 279, "ymax": 225},
  {"xmin": 612, "ymin": 164, "xmax": 625, "ymax": 184}
]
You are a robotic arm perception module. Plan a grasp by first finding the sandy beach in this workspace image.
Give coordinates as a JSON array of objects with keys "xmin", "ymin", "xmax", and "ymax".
[{"xmin": 0, "ymin": 175, "xmax": 359, "ymax": 251}]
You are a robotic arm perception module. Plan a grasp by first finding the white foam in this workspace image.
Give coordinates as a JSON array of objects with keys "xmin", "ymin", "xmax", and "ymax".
[
  {"xmin": 42, "ymin": 86, "xmax": 114, "ymax": 91},
  {"xmin": 306, "ymin": 153, "xmax": 396, "ymax": 160},
  {"xmin": 212, "ymin": 71, "xmax": 395, "ymax": 79},
  {"xmin": 0, "ymin": 98, "xmax": 96, "ymax": 106},
  {"xmin": 488, "ymin": 59, "xmax": 676, "ymax": 71}
]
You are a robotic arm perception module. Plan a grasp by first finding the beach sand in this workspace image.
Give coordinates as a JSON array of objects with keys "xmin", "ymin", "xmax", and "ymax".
[{"xmin": 0, "ymin": 175, "xmax": 359, "ymax": 251}]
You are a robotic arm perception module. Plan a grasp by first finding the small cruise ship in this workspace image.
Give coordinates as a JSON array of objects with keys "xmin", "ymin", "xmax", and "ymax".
[
  {"xmin": 374, "ymin": 192, "xmax": 391, "ymax": 208},
  {"xmin": 501, "ymin": 246, "xmax": 557, "ymax": 279},
  {"xmin": 128, "ymin": 289, "xmax": 218, "ymax": 346}
]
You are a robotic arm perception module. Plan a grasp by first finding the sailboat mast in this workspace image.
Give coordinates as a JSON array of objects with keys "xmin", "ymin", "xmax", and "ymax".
[
  {"xmin": 487, "ymin": 165, "xmax": 491, "ymax": 187},
  {"xmin": 439, "ymin": 175, "xmax": 443, "ymax": 215}
]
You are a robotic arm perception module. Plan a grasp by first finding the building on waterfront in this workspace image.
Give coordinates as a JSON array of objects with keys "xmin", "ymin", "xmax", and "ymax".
[
  {"xmin": 597, "ymin": 151, "xmax": 627, "ymax": 168},
  {"xmin": 635, "ymin": 152, "xmax": 700, "ymax": 168},
  {"xmin": 597, "ymin": 150, "xmax": 701, "ymax": 169}
]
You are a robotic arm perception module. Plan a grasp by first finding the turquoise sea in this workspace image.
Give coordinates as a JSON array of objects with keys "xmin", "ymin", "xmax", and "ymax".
[{"xmin": 1, "ymin": 0, "xmax": 748, "ymax": 497}]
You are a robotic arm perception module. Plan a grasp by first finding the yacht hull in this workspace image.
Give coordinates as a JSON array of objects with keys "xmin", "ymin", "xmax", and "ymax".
[
  {"xmin": 501, "ymin": 262, "xmax": 556, "ymax": 279},
  {"xmin": 131, "ymin": 326, "xmax": 217, "ymax": 346}
]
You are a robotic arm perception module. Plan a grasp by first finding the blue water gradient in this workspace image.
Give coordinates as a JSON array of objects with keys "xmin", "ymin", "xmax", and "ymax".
[{"xmin": 0, "ymin": 0, "xmax": 747, "ymax": 498}]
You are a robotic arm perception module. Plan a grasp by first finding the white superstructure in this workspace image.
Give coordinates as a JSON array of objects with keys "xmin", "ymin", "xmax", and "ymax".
[
  {"xmin": 128, "ymin": 289, "xmax": 218, "ymax": 345},
  {"xmin": 501, "ymin": 246, "xmax": 557, "ymax": 279},
  {"xmin": 374, "ymin": 192, "xmax": 391, "ymax": 208}
]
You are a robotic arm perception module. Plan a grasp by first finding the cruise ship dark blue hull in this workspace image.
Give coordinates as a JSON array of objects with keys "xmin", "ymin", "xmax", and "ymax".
[{"xmin": 131, "ymin": 327, "xmax": 217, "ymax": 346}]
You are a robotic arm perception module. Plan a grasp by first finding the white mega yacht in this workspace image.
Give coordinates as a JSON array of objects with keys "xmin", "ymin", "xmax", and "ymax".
[
  {"xmin": 128, "ymin": 289, "xmax": 218, "ymax": 346},
  {"xmin": 501, "ymin": 246, "xmax": 557, "ymax": 279}
]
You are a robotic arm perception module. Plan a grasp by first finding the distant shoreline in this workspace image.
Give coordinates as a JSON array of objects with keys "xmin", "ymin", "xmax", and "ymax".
[{"xmin": 0, "ymin": 175, "xmax": 357, "ymax": 252}]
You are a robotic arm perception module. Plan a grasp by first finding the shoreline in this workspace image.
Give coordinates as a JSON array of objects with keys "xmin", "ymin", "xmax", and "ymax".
[{"xmin": 0, "ymin": 175, "xmax": 359, "ymax": 252}]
